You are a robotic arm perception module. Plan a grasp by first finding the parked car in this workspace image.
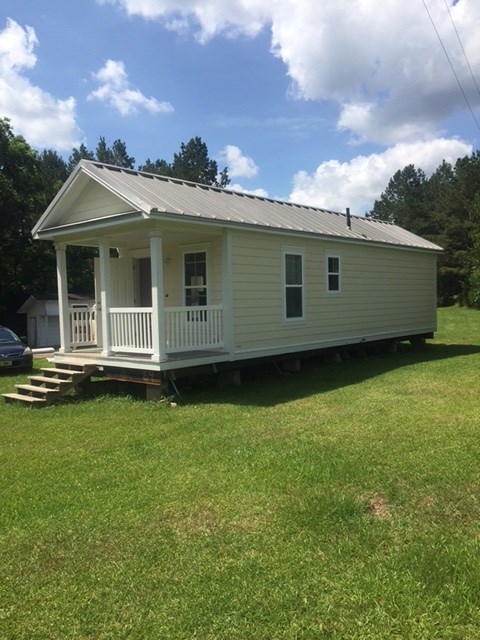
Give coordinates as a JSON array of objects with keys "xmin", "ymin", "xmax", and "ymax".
[{"xmin": 0, "ymin": 326, "xmax": 33, "ymax": 372}]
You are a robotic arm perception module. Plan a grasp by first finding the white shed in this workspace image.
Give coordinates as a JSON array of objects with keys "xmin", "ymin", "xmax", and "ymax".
[
  {"xmin": 31, "ymin": 160, "xmax": 442, "ymax": 380},
  {"xmin": 18, "ymin": 294, "xmax": 95, "ymax": 348}
]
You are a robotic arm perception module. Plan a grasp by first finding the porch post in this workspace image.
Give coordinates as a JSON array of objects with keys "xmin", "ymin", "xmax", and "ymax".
[
  {"xmin": 150, "ymin": 231, "xmax": 166, "ymax": 362},
  {"xmin": 99, "ymin": 241, "xmax": 113, "ymax": 356},
  {"xmin": 55, "ymin": 242, "xmax": 71, "ymax": 353},
  {"xmin": 222, "ymin": 229, "xmax": 234, "ymax": 357}
]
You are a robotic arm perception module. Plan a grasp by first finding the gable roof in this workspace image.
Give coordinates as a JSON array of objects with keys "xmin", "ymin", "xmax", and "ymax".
[
  {"xmin": 33, "ymin": 160, "xmax": 442, "ymax": 252},
  {"xmin": 17, "ymin": 293, "xmax": 94, "ymax": 314}
]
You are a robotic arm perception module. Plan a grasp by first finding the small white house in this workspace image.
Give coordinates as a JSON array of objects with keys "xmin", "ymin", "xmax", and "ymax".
[{"xmin": 31, "ymin": 160, "xmax": 442, "ymax": 380}]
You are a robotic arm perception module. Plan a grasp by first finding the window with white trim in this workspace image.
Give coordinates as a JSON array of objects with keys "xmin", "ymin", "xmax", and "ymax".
[
  {"xmin": 184, "ymin": 251, "xmax": 207, "ymax": 306},
  {"xmin": 327, "ymin": 255, "xmax": 341, "ymax": 292},
  {"xmin": 284, "ymin": 251, "xmax": 303, "ymax": 319}
]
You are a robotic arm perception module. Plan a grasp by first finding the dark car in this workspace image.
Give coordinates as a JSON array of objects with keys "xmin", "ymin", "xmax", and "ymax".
[{"xmin": 0, "ymin": 326, "xmax": 33, "ymax": 372}]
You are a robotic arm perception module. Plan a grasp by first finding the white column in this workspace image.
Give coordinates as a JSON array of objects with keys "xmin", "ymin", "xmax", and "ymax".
[
  {"xmin": 55, "ymin": 243, "xmax": 72, "ymax": 353},
  {"xmin": 222, "ymin": 229, "xmax": 234, "ymax": 357},
  {"xmin": 150, "ymin": 232, "xmax": 166, "ymax": 362},
  {"xmin": 99, "ymin": 241, "xmax": 112, "ymax": 356}
]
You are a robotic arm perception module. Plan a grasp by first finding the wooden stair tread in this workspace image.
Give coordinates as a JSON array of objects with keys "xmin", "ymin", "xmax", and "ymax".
[
  {"xmin": 2, "ymin": 393, "xmax": 46, "ymax": 404},
  {"xmin": 29, "ymin": 375, "xmax": 73, "ymax": 385},
  {"xmin": 40, "ymin": 367, "xmax": 84, "ymax": 376},
  {"xmin": 15, "ymin": 384, "xmax": 59, "ymax": 394}
]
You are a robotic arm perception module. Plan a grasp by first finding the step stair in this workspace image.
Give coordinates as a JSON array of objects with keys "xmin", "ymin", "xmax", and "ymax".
[{"xmin": 2, "ymin": 363, "xmax": 98, "ymax": 406}]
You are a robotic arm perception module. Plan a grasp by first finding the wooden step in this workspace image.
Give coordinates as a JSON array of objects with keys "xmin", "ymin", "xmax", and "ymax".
[
  {"xmin": 2, "ymin": 393, "xmax": 46, "ymax": 404},
  {"xmin": 3, "ymin": 363, "xmax": 99, "ymax": 406},
  {"xmin": 15, "ymin": 384, "xmax": 59, "ymax": 396},
  {"xmin": 29, "ymin": 375, "xmax": 74, "ymax": 386},
  {"xmin": 40, "ymin": 367, "xmax": 83, "ymax": 377}
]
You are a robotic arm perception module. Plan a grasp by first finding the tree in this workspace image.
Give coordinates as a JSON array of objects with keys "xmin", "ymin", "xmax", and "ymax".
[
  {"xmin": 139, "ymin": 137, "xmax": 230, "ymax": 187},
  {"xmin": 0, "ymin": 118, "xmax": 56, "ymax": 329},
  {"xmin": 38, "ymin": 149, "xmax": 68, "ymax": 204},
  {"xmin": 67, "ymin": 137, "xmax": 134, "ymax": 173},
  {"xmin": 96, "ymin": 137, "xmax": 135, "ymax": 168},
  {"xmin": 369, "ymin": 154, "xmax": 480, "ymax": 307},
  {"xmin": 171, "ymin": 136, "xmax": 229, "ymax": 187},
  {"xmin": 67, "ymin": 143, "xmax": 94, "ymax": 173},
  {"xmin": 368, "ymin": 164, "xmax": 432, "ymax": 236},
  {"xmin": 138, "ymin": 157, "xmax": 172, "ymax": 176}
]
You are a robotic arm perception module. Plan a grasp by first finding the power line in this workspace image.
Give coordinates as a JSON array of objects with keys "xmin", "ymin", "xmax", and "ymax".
[
  {"xmin": 442, "ymin": 0, "xmax": 480, "ymax": 98},
  {"xmin": 421, "ymin": 0, "xmax": 480, "ymax": 131}
]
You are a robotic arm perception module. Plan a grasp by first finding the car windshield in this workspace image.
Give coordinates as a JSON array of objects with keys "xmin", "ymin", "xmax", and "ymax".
[{"xmin": 0, "ymin": 327, "xmax": 22, "ymax": 344}]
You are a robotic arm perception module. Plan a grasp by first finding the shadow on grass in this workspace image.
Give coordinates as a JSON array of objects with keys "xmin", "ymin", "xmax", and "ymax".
[
  {"xmin": 5, "ymin": 342, "xmax": 479, "ymax": 408},
  {"xmin": 176, "ymin": 341, "xmax": 480, "ymax": 407}
]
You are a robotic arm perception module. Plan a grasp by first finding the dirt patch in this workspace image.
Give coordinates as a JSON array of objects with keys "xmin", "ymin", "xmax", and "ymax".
[{"xmin": 359, "ymin": 492, "xmax": 393, "ymax": 520}]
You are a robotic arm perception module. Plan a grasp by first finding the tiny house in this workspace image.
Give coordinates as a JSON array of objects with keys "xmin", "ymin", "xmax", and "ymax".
[{"xmin": 31, "ymin": 160, "xmax": 442, "ymax": 382}]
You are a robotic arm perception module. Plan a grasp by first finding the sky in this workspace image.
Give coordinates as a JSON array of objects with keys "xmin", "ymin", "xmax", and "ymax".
[{"xmin": 1, "ymin": 0, "xmax": 479, "ymax": 215}]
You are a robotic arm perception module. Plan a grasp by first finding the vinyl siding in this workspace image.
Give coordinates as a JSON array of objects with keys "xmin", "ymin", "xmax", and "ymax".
[
  {"xmin": 67, "ymin": 181, "xmax": 133, "ymax": 225},
  {"xmin": 163, "ymin": 237, "xmax": 223, "ymax": 307},
  {"xmin": 231, "ymin": 230, "xmax": 437, "ymax": 355}
]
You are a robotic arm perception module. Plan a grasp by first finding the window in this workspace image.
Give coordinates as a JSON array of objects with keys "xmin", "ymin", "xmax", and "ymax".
[
  {"xmin": 284, "ymin": 252, "xmax": 303, "ymax": 319},
  {"xmin": 327, "ymin": 255, "xmax": 341, "ymax": 292},
  {"xmin": 184, "ymin": 251, "xmax": 207, "ymax": 307}
]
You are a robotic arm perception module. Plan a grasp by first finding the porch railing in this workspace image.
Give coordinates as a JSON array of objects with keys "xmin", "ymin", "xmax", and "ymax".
[
  {"xmin": 69, "ymin": 307, "xmax": 96, "ymax": 347},
  {"xmin": 110, "ymin": 307, "xmax": 153, "ymax": 353},
  {"xmin": 106, "ymin": 305, "xmax": 224, "ymax": 355},
  {"xmin": 165, "ymin": 305, "xmax": 223, "ymax": 352}
]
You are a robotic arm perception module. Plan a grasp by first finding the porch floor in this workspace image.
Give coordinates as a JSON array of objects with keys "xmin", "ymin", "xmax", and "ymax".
[{"xmin": 52, "ymin": 346, "xmax": 230, "ymax": 373}]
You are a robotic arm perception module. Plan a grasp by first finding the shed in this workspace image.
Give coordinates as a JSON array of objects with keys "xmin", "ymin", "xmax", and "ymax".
[{"xmin": 18, "ymin": 294, "xmax": 95, "ymax": 348}]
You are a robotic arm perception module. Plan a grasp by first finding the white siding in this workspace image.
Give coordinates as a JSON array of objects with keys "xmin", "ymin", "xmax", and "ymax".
[
  {"xmin": 163, "ymin": 237, "xmax": 223, "ymax": 308},
  {"xmin": 67, "ymin": 181, "xmax": 133, "ymax": 225},
  {"xmin": 231, "ymin": 231, "xmax": 437, "ymax": 356}
]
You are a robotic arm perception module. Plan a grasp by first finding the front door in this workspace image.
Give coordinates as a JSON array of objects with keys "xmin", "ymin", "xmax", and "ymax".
[{"xmin": 138, "ymin": 257, "xmax": 152, "ymax": 306}]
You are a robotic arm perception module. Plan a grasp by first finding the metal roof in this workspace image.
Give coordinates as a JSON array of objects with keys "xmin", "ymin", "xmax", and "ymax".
[{"xmin": 37, "ymin": 160, "xmax": 443, "ymax": 252}]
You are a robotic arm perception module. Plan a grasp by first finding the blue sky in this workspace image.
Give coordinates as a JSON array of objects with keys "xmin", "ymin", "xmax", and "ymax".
[{"xmin": 1, "ymin": 0, "xmax": 479, "ymax": 213}]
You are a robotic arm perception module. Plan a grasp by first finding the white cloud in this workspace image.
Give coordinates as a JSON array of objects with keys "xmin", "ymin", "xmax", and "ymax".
[
  {"xmin": 96, "ymin": 0, "xmax": 269, "ymax": 43},
  {"xmin": 219, "ymin": 145, "xmax": 258, "ymax": 178},
  {"xmin": 88, "ymin": 59, "xmax": 174, "ymax": 116},
  {"xmin": 271, "ymin": 0, "xmax": 480, "ymax": 144},
  {"xmin": 0, "ymin": 18, "xmax": 81, "ymax": 150},
  {"xmin": 290, "ymin": 138, "xmax": 473, "ymax": 214},
  {"xmin": 98, "ymin": 0, "xmax": 480, "ymax": 144}
]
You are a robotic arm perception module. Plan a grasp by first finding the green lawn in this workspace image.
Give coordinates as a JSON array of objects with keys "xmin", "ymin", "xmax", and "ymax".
[{"xmin": 1, "ymin": 306, "xmax": 479, "ymax": 639}]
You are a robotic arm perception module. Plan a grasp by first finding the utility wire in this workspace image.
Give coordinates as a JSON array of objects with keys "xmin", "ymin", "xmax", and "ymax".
[
  {"xmin": 442, "ymin": 0, "xmax": 480, "ymax": 98},
  {"xmin": 421, "ymin": 0, "xmax": 480, "ymax": 131}
]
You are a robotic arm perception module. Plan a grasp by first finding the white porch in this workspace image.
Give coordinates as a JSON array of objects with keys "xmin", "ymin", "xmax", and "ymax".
[
  {"xmin": 55, "ymin": 227, "xmax": 233, "ymax": 367},
  {"xmin": 67, "ymin": 304, "xmax": 224, "ymax": 354}
]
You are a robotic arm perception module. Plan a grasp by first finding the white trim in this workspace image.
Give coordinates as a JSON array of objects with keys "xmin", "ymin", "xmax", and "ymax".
[
  {"xmin": 150, "ymin": 232, "xmax": 165, "ymax": 362},
  {"xmin": 182, "ymin": 246, "xmax": 209, "ymax": 307},
  {"xmin": 283, "ymin": 247, "xmax": 305, "ymax": 321},
  {"xmin": 99, "ymin": 242, "xmax": 113, "ymax": 356},
  {"xmin": 55, "ymin": 243, "xmax": 71, "ymax": 353},
  {"xmin": 222, "ymin": 229, "xmax": 234, "ymax": 356},
  {"xmin": 326, "ymin": 252, "xmax": 342, "ymax": 294}
]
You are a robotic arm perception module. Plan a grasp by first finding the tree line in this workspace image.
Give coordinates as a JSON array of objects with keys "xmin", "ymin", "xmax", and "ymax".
[{"xmin": 367, "ymin": 154, "xmax": 480, "ymax": 307}]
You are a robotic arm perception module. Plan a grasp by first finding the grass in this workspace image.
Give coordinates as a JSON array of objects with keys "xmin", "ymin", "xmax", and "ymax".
[{"xmin": 1, "ymin": 306, "xmax": 480, "ymax": 639}]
